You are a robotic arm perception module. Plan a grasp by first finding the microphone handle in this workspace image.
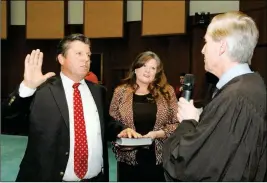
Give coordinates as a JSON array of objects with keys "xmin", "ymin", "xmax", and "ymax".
[{"xmin": 182, "ymin": 90, "xmax": 191, "ymax": 101}]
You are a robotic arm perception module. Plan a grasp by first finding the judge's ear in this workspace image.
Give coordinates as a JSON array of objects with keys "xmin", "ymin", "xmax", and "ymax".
[
  {"xmin": 219, "ymin": 39, "xmax": 227, "ymax": 56},
  {"xmin": 57, "ymin": 54, "xmax": 64, "ymax": 65}
]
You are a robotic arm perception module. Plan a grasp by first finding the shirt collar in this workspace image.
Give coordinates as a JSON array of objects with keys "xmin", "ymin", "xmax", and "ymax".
[
  {"xmin": 216, "ymin": 63, "xmax": 253, "ymax": 89},
  {"xmin": 60, "ymin": 72, "xmax": 86, "ymax": 88}
]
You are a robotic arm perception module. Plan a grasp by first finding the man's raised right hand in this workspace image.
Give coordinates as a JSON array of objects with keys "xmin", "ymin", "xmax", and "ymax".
[{"xmin": 22, "ymin": 49, "xmax": 56, "ymax": 89}]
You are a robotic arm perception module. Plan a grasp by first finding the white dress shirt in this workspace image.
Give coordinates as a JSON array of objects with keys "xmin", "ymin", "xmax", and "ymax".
[{"xmin": 19, "ymin": 72, "xmax": 103, "ymax": 181}]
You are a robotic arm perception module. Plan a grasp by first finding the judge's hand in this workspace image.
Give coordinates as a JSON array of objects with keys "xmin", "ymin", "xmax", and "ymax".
[
  {"xmin": 177, "ymin": 97, "xmax": 200, "ymax": 122},
  {"xmin": 23, "ymin": 49, "xmax": 55, "ymax": 89},
  {"xmin": 117, "ymin": 128, "xmax": 142, "ymax": 138}
]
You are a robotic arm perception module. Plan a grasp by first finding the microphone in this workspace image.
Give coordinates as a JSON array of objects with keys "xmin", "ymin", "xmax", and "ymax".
[{"xmin": 181, "ymin": 74, "xmax": 195, "ymax": 101}]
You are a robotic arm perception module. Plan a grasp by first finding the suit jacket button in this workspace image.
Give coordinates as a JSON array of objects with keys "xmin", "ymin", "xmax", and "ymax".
[
  {"xmin": 8, "ymin": 96, "xmax": 16, "ymax": 106},
  {"xmin": 65, "ymin": 152, "xmax": 69, "ymax": 155},
  {"xmin": 60, "ymin": 171, "xmax": 64, "ymax": 176}
]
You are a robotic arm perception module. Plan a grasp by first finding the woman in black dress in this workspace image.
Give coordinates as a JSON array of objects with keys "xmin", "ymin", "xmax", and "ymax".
[{"xmin": 109, "ymin": 51, "xmax": 179, "ymax": 182}]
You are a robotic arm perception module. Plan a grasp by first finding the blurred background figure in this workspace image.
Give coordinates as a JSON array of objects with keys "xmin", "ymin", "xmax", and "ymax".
[
  {"xmin": 85, "ymin": 71, "xmax": 99, "ymax": 84},
  {"xmin": 175, "ymin": 72, "xmax": 185, "ymax": 99}
]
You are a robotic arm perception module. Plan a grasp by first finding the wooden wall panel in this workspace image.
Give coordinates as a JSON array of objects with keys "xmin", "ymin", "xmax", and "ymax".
[
  {"xmin": 2, "ymin": 11, "xmax": 267, "ymax": 135},
  {"xmin": 190, "ymin": 27, "xmax": 207, "ymax": 100},
  {"xmin": 240, "ymin": 0, "xmax": 267, "ymax": 44},
  {"xmin": 26, "ymin": 0, "xmax": 64, "ymax": 39},
  {"xmin": 239, "ymin": 0, "xmax": 267, "ymax": 11},
  {"xmin": 1, "ymin": 0, "xmax": 7, "ymax": 39},
  {"xmin": 252, "ymin": 46, "xmax": 267, "ymax": 82},
  {"xmin": 243, "ymin": 8, "xmax": 267, "ymax": 45},
  {"xmin": 142, "ymin": 1, "xmax": 187, "ymax": 36},
  {"xmin": 84, "ymin": 0, "xmax": 124, "ymax": 38},
  {"xmin": 240, "ymin": 0, "xmax": 267, "ymax": 84}
]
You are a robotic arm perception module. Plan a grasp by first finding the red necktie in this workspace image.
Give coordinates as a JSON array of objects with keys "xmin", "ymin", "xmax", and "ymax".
[{"xmin": 73, "ymin": 83, "xmax": 88, "ymax": 179}]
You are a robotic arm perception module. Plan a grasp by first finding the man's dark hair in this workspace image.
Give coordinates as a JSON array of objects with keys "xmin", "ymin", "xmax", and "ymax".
[{"xmin": 56, "ymin": 33, "xmax": 90, "ymax": 58}]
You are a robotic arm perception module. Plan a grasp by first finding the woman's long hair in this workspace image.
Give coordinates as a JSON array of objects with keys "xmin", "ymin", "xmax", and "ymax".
[{"xmin": 122, "ymin": 51, "xmax": 171, "ymax": 101}]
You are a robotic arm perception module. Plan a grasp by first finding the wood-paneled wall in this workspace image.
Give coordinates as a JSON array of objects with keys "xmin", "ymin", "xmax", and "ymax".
[
  {"xmin": 1, "ymin": 22, "xmax": 192, "ymax": 98},
  {"xmin": 239, "ymin": 0, "xmax": 267, "ymax": 82},
  {"xmin": 1, "ymin": 1, "xmax": 266, "ymax": 135}
]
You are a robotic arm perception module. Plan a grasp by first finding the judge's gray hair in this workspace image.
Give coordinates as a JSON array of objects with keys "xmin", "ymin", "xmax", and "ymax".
[{"xmin": 207, "ymin": 11, "xmax": 259, "ymax": 64}]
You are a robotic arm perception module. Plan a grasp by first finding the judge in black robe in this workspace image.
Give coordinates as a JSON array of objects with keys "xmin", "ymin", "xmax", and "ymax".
[{"xmin": 163, "ymin": 11, "xmax": 267, "ymax": 182}]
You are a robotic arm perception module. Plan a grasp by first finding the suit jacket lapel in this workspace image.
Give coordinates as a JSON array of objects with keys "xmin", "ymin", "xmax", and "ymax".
[
  {"xmin": 86, "ymin": 82, "xmax": 105, "ymax": 139},
  {"xmin": 49, "ymin": 77, "xmax": 70, "ymax": 129}
]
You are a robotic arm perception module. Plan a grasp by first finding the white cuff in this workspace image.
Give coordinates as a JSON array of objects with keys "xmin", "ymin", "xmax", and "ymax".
[{"xmin": 19, "ymin": 82, "xmax": 36, "ymax": 98}]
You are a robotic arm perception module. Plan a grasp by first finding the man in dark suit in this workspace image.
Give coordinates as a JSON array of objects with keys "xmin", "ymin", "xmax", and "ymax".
[{"xmin": 2, "ymin": 34, "xmax": 140, "ymax": 181}]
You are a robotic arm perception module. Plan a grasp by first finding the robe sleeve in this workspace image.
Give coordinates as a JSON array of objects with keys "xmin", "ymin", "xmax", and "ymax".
[{"xmin": 163, "ymin": 95, "xmax": 267, "ymax": 181}]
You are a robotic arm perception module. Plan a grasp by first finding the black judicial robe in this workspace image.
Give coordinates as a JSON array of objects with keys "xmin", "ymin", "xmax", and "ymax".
[{"xmin": 163, "ymin": 73, "xmax": 267, "ymax": 181}]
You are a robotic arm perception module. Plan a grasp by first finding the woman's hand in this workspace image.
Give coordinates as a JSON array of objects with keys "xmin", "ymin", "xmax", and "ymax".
[
  {"xmin": 143, "ymin": 130, "xmax": 166, "ymax": 139},
  {"xmin": 117, "ymin": 128, "xmax": 142, "ymax": 138},
  {"xmin": 142, "ymin": 131, "xmax": 158, "ymax": 139}
]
